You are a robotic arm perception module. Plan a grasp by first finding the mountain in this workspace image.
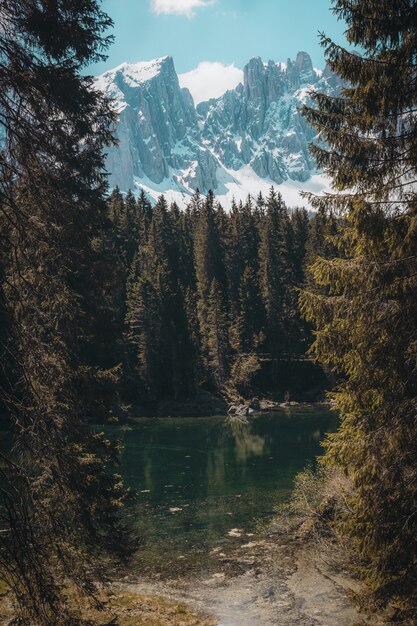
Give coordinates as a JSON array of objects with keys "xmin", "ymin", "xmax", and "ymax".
[{"xmin": 95, "ymin": 53, "xmax": 342, "ymax": 206}]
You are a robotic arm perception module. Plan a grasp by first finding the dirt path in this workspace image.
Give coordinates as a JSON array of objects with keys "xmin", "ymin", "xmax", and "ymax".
[{"xmin": 119, "ymin": 527, "xmax": 370, "ymax": 626}]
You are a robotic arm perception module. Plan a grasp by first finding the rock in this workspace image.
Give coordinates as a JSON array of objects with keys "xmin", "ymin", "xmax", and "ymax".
[
  {"xmin": 168, "ymin": 507, "xmax": 183, "ymax": 514},
  {"xmin": 235, "ymin": 404, "xmax": 254, "ymax": 417},
  {"xmin": 240, "ymin": 541, "xmax": 264, "ymax": 549},
  {"xmin": 95, "ymin": 52, "xmax": 343, "ymax": 201},
  {"xmin": 250, "ymin": 398, "xmax": 260, "ymax": 411},
  {"xmin": 96, "ymin": 56, "xmax": 218, "ymax": 194}
]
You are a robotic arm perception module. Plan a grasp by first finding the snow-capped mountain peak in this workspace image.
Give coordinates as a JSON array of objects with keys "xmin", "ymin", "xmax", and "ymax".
[{"xmin": 96, "ymin": 55, "xmax": 172, "ymax": 88}]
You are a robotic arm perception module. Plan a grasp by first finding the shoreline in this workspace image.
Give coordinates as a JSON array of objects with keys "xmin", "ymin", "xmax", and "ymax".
[
  {"xmin": 0, "ymin": 516, "xmax": 380, "ymax": 626},
  {"xmin": 113, "ymin": 518, "xmax": 371, "ymax": 626},
  {"xmin": 125, "ymin": 399, "xmax": 332, "ymax": 421}
]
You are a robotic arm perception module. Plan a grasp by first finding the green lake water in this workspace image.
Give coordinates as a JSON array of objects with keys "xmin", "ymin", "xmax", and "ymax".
[{"xmin": 114, "ymin": 408, "xmax": 337, "ymax": 576}]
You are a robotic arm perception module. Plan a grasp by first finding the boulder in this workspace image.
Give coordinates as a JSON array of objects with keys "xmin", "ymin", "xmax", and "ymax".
[{"xmin": 235, "ymin": 404, "xmax": 254, "ymax": 416}]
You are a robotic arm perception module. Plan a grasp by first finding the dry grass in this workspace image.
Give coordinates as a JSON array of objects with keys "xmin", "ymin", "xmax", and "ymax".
[
  {"xmin": 90, "ymin": 591, "xmax": 216, "ymax": 626},
  {"xmin": 0, "ymin": 588, "xmax": 216, "ymax": 626}
]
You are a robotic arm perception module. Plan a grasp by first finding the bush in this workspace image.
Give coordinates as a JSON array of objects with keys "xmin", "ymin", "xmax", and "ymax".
[{"xmin": 229, "ymin": 354, "xmax": 261, "ymax": 397}]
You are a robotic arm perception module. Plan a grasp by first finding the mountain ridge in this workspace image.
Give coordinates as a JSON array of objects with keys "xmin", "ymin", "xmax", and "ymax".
[{"xmin": 96, "ymin": 52, "xmax": 341, "ymax": 206}]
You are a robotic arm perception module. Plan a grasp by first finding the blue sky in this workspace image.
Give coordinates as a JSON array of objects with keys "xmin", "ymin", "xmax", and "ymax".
[{"xmin": 91, "ymin": 0, "xmax": 347, "ymax": 76}]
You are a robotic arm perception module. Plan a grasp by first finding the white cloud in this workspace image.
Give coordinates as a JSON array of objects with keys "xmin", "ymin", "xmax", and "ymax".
[
  {"xmin": 179, "ymin": 61, "xmax": 243, "ymax": 105},
  {"xmin": 150, "ymin": 0, "xmax": 215, "ymax": 17}
]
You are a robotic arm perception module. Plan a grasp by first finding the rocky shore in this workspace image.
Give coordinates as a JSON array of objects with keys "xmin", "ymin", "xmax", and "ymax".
[
  {"xmin": 128, "ymin": 390, "xmax": 331, "ymax": 420},
  {"xmin": 117, "ymin": 520, "xmax": 373, "ymax": 626}
]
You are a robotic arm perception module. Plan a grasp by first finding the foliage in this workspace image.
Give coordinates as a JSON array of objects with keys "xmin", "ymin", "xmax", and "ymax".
[
  {"xmin": 0, "ymin": 2, "xmax": 131, "ymax": 623},
  {"xmin": 229, "ymin": 354, "xmax": 262, "ymax": 397},
  {"xmin": 300, "ymin": 0, "xmax": 417, "ymax": 617},
  {"xmin": 111, "ymin": 188, "xmax": 327, "ymax": 405}
]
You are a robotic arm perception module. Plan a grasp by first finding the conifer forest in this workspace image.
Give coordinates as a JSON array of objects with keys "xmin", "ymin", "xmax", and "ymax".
[
  {"xmin": 0, "ymin": 1, "xmax": 416, "ymax": 625},
  {"xmin": 108, "ymin": 187, "xmax": 331, "ymax": 411}
]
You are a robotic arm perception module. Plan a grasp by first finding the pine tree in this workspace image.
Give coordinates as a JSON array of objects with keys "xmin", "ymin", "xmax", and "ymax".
[
  {"xmin": 124, "ymin": 189, "xmax": 141, "ymax": 265},
  {"xmin": 0, "ymin": 2, "xmax": 130, "ymax": 622},
  {"xmin": 126, "ymin": 196, "xmax": 196, "ymax": 401},
  {"xmin": 206, "ymin": 279, "xmax": 229, "ymax": 390},
  {"xmin": 119, "ymin": 189, "xmax": 314, "ymax": 402},
  {"xmin": 258, "ymin": 188, "xmax": 290, "ymax": 359},
  {"xmin": 289, "ymin": 208, "xmax": 310, "ymax": 285},
  {"xmin": 108, "ymin": 185, "xmax": 125, "ymax": 225},
  {"xmin": 300, "ymin": 0, "xmax": 417, "ymax": 615},
  {"xmin": 126, "ymin": 274, "xmax": 160, "ymax": 399},
  {"xmin": 193, "ymin": 191, "xmax": 228, "ymax": 383},
  {"xmin": 236, "ymin": 266, "xmax": 264, "ymax": 353}
]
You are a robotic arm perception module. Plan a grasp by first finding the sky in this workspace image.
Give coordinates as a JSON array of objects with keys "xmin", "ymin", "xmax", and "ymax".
[{"xmin": 90, "ymin": 0, "xmax": 347, "ymax": 103}]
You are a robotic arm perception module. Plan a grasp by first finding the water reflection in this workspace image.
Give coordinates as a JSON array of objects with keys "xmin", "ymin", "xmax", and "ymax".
[
  {"xmin": 228, "ymin": 419, "xmax": 267, "ymax": 462},
  {"xmin": 115, "ymin": 409, "xmax": 337, "ymax": 574}
]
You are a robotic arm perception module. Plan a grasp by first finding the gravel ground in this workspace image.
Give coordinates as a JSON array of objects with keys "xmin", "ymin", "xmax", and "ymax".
[{"xmin": 120, "ymin": 526, "xmax": 376, "ymax": 626}]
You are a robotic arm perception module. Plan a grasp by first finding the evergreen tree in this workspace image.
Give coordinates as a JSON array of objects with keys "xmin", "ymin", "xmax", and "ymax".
[
  {"xmin": 124, "ymin": 189, "xmax": 142, "ymax": 265},
  {"xmin": 193, "ymin": 191, "xmax": 227, "ymax": 384},
  {"xmin": 285, "ymin": 207, "xmax": 311, "ymax": 353},
  {"xmin": 304, "ymin": 206, "xmax": 338, "ymax": 274},
  {"xmin": 206, "ymin": 279, "xmax": 229, "ymax": 390},
  {"xmin": 236, "ymin": 266, "xmax": 264, "ymax": 353},
  {"xmin": 289, "ymin": 208, "xmax": 310, "ymax": 285},
  {"xmin": 108, "ymin": 185, "xmax": 125, "ymax": 225},
  {"xmin": 118, "ymin": 188, "xmax": 321, "ymax": 405},
  {"xmin": 300, "ymin": 0, "xmax": 417, "ymax": 616},
  {"xmin": 126, "ymin": 196, "xmax": 196, "ymax": 400},
  {"xmin": 0, "ymin": 2, "xmax": 129, "ymax": 622},
  {"xmin": 137, "ymin": 188, "xmax": 153, "ymax": 227},
  {"xmin": 258, "ymin": 188, "xmax": 290, "ymax": 359},
  {"xmin": 126, "ymin": 274, "xmax": 160, "ymax": 399}
]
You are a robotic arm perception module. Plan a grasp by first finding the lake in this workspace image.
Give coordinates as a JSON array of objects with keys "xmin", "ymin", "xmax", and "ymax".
[{"xmin": 115, "ymin": 407, "xmax": 337, "ymax": 576}]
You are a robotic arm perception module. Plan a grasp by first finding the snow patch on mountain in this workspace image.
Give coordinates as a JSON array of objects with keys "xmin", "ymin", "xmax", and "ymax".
[
  {"xmin": 95, "ymin": 56, "xmax": 170, "ymax": 89},
  {"xmin": 133, "ymin": 164, "xmax": 332, "ymax": 208},
  {"xmin": 214, "ymin": 165, "xmax": 331, "ymax": 207}
]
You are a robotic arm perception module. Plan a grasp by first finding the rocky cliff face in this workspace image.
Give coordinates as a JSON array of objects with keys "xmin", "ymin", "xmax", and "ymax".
[
  {"xmin": 96, "ymin": 56, "xmax": 218, "ymax": 191},
  {"xmin": 95, "ymin": 52, "xmax": 342, "ymax": 205}
]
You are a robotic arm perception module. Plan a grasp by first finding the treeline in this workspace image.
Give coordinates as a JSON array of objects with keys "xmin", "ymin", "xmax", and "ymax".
[{"xmin": 106, "ymin": 187, "xmax": 333, "ymax": 407}]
